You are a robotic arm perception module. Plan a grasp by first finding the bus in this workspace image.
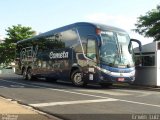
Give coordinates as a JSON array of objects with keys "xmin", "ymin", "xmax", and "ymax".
[{"xmin": 15, "ymin": 22, "xmax": 141, "ymax": 87}]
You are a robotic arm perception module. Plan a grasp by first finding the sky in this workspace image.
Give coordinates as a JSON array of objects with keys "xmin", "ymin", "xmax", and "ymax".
[{"xmin": 0, "ymin": 0, "xmax": 160, "ymax": 45}]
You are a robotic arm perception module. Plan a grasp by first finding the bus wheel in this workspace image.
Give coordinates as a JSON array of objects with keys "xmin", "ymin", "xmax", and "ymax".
[
  {"xmin": 26, "ymin": 68, "xmax": 34, "ymax": 80},
  {"xmin": 22, "ymin": 68, "xmax": 27, "ymax": 80},
  {"xmin": 71, "ymin": 70, "xmax": 86, "ymax": 86}
]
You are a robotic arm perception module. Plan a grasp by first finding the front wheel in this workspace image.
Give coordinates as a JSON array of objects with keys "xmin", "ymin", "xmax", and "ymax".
[{"xmin": 71, "ymin": 70, "xmax": 86, "ymax": 87}]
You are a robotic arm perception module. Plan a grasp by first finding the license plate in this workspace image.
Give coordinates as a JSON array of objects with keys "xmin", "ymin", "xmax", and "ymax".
[{"xmin": 118, "ymin": 78, "xmax": 124, "ymax": 82}]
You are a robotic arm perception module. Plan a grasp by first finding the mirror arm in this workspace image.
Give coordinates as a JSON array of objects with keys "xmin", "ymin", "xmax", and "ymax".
[{"xmin": 130, "ymin": 39, "xmax": 142, "ymax": 52}]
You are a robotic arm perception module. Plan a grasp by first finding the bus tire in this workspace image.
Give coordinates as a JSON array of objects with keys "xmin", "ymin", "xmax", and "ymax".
[
  {"xmin": 26, "ymin": 68, "xmax": 34, "ymax": 81},
  {"xmin": 22, "ymin": 68, "xmax": 27, "ymax": 80},
  {"xmin": 71, "ymin": 70, "xmax": 86, "ymax": 87}
]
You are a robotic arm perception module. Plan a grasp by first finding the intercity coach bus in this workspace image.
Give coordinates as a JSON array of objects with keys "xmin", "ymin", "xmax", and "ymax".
[{"xmin": 15, "ymin": 22, "xmax": 141, "ymax": 87}]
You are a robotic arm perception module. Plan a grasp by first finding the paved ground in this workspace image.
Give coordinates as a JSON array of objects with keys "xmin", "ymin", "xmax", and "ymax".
[
  {"xmin": 0, "ymin": 74, "xmax": 60, "ymax": 120},
  {"xmin": 0, "ymin": 73, "xmax": 160, "ymax": 120},
  {"xmin": 0, "ymin": 96, "xmax": 37, "ymax": 114},
  {"xmin": 0, "ymin": 96, "xmax": 60, "ymax": 120}
]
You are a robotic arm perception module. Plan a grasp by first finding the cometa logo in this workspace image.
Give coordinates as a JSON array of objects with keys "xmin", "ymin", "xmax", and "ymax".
[{"xmin": 49, "ymin": 51, "xmax": 69, "ymax": 59}]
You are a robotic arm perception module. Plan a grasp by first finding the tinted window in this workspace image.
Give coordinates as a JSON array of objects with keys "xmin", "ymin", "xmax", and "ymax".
[
  {"xmin": 43, "ymin": 29, "xmax": 78, "ymax": 50},
  {"xmin": 87, "ymin": 37, "xmax": 97, "ymax": 60},
  {"xmin": 135, "ymin": 55, "xmax": 155, "ymax": 66},
  {"xmin": 61, "ymin": 29, "xmax": 78, "ymax": 47},
  {"xmin": 142, "ymin": 56, "xmax": 155, "ymax": 66},
  {"xmin": 77, "ymin": 26, "xmax": 96, "ymax": 53}
]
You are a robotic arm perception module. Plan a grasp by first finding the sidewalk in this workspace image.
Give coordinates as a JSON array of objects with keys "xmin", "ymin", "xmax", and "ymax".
[{"xmin": 0, "ymin": 97, "xmax": 60, "ymax": 120}]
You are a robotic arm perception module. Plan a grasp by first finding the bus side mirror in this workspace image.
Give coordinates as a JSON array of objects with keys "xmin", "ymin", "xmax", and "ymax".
[{"xmin": 128, "ymin": 39, "xmax": 142, "ymax": 53}]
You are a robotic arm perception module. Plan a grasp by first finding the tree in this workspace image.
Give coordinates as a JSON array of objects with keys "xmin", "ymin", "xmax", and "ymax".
[
  {"xmin": 134, "ymin": 5, "xmax": 160, "ymax": 41},
  {"xmin": 5, "ymin": 24, "xmax": 36, "ymax": 44},
  {"xmin": 0, "ymin": 24, "xmax": 35, "ymax": 66}
]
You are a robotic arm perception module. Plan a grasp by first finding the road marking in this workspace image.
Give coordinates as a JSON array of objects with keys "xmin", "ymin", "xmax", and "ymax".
[
  {"xmin": 119, "ymin": 99, "xmax": 160, "ymax": 108},
  {"xmin": 78, "ymin": 89, "xmax": 131, "ymax": 96},
  {"xmin": 112, "ymin": 89, "xmax": 153, "ymax": 94},
  {"xmin": 112, "ymin": 89, "xmax": 160, "ymax": 98},
  {"xmin": 0, "ymin": 86, "xmax": 7, "ymax": 88},
  {"xmin": 0, "ymin": 79, "xmax": 109, "ymax": 99},
  {"xmin": 136, "ymin": 93, "xmax": 152, "ymax": 97},
  {"xmin": 0, "ymin": 79, "xmax": 30, "ymax": 87},
  {"xmin": 10, "ymin": 85, "xmax": 24, "ymax": 88},
  {"xmin": 1, "ymin": 79, "xmax": 160, "ymax": 108},
  {"xmin": 30, "ymin": 98, "xmax": 118, "ymax": 107}
]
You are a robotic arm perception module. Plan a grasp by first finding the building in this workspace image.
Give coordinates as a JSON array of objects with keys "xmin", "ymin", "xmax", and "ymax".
[{"xmin": 134, "ymin": 41, "xmax": 160, "ymax": 86}]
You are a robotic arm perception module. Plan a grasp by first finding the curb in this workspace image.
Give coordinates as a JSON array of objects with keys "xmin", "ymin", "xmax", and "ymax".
[
  {"xmin": 113, "ymin": 84, "xmax": 160, "ymax": 92},
  {"xmin": 0, "ymin": 95, "xmax": 61, "ymax": 120}
]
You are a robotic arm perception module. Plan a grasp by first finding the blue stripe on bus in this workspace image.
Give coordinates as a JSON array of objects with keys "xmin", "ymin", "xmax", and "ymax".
[{"xmin": 101, "ymin": 64, "xmax": 135, "ymax": 73}]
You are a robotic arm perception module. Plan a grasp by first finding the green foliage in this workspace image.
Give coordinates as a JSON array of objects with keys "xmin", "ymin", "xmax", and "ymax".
[
  {"xmin": 0, "ymin": 24, "xmax": 35, "ymax": 66},
  {"xmin": 134, "ymin": 5, "xmax": 160, "ymax": 41},
  {"xmin": 5, "ymin": 24, "xmax": 35, "ymax": 44}
]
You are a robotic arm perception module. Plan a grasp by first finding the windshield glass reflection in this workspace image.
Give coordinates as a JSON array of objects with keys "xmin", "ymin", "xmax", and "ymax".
[{"xmin": 100, "ymin": 31, "xmax": 134, "ymax": 68}]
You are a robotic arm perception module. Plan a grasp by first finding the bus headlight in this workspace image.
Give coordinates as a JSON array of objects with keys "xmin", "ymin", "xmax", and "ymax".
[{"xmin": 130, "ymin": 70, "xmax": 135, "ymax": 76}]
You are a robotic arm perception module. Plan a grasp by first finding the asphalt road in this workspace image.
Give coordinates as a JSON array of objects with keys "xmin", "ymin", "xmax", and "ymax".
[{"xmin": 0, "ymin": 73, "xmax": 160, "ymax": 120}]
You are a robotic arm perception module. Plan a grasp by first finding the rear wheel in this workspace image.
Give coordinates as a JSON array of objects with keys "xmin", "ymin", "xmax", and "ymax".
[
  {"xmin": 22, "ymin": 68, "xmax": 27, "ymax": 80},
  {"xmin": 26, "ymin": 68, "xmax": 35, "ymax": 80},
  {"xmin": 71, "ymin": 70, "xmax": 86, "ymax": 87}
]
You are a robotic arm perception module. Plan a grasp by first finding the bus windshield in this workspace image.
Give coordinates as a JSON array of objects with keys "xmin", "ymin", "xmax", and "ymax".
[{"xmin": 100, "ymin": 31, "xmax": 134, "ymax": 68}]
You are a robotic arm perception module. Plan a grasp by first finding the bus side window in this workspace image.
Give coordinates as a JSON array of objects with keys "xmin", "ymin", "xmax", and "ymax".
[
  {"xmin": 77, "ymin": 26, "xmax": 96, "ymax": 54},
  {"xmin": 61, "ymin": 29, "xmax": 78, "ymax": 48},
  {"xmin": 86, "ymin": 35, "xmax": 97, "ymax": 61}
]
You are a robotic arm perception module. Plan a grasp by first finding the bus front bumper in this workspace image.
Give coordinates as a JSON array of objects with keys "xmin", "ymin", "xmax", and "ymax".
[{"xmin": 99, "ymin": 72, "xmax": 135, "ymax": 84}]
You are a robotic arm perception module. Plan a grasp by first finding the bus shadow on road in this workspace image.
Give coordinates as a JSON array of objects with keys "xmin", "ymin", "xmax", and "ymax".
[
  {"xmin": 0, "ymin": 74, "xmax": 159, "ymax": 92},
  {"xmin": 41, "ymin": 79, "xmax": 160, "ymax": 92}
]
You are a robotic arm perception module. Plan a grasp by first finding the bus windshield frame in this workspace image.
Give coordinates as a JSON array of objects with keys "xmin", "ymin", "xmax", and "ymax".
[{"xmin": 99, "ymin": 30, "xmax": 134, "ymax": 68}]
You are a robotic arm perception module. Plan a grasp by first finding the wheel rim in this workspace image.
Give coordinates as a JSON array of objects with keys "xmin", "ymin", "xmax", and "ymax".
[
  {"xmin": 23, "ymin": 70, "xmax": 26, "ymax": 79},
  {"xmin": 27, "ymin": 71, "xmax": 31, "ymax": 80},
  {"xmin": 73, "ymin": 73, "xmax": 82, "ymax": 84},
  {"xmin": 27, "ymin": 69, "xmax": 32, "ymax": 80}
]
